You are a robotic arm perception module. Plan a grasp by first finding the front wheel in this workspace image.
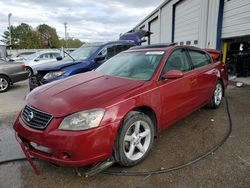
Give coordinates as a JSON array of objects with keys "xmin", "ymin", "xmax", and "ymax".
[
  {"xmin": 114, "ymin": 112, "xmax": 154, "ymax": 167},
  {"xmin": 25, "ymin": 67, "xmax": 33, "ymax": 77},
  {"xmin": 208, "ymin": 80, "xmax": 223, "ymax": 108}
]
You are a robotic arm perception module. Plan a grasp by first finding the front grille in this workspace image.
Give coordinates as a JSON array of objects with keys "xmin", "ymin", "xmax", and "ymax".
[{"xmin": 22, "ymin": 105, "xmax": 53, "ymax": 130}]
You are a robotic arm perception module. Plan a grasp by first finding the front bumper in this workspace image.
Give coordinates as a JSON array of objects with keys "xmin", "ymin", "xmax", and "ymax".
[{"xmin": 14, "ymin": 114, "xmax": 119, "ymax": 167}]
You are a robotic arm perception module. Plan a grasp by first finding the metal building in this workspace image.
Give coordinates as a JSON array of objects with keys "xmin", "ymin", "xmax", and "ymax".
[{"xmin": 132, "ymin": 0, "xmax": 250, "ymax": 76}]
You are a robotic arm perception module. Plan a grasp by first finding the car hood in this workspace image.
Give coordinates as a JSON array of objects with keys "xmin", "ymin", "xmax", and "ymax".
[
  {"xmin": 27, "ymin": 71, "xmax": 144, "ymax": 117},
  {"xmin": 37, "ymin": 60, "xmax": 89, "ymax": 72}
]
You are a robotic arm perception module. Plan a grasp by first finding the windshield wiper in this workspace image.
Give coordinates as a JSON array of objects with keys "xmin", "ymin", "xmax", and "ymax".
[{"xmin": 63, "ymin": 50, "xmax": 75, "ymax": 62}]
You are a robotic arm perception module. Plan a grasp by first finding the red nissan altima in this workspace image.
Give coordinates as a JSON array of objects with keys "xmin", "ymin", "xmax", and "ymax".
[{"xmin": 14, "ymin": 44, "xmax": 228, "ymax": 168}]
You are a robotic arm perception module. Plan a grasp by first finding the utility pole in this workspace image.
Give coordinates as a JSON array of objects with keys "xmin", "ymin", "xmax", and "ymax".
[
  {"xmin": 8, "ymin": 13, "xmax": 12, "ymax": 49},
  {"xmin": 64, "ymin": 22, "xmax": 67, "ymax": 48}
]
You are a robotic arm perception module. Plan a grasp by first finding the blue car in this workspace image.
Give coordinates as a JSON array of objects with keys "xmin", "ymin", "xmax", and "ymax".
[{"xmin": 29, "ymin": 30, "xmax": 151, "ymax": 91}]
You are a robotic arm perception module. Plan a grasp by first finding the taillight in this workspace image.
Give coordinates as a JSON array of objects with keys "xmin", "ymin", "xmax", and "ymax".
[{"xmin": 21, "ymin": 64, "xmax": 26, "ymax": 70}]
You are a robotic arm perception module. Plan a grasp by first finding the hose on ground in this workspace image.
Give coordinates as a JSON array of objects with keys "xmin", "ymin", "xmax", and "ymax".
[{"xmin": 103, "ymin": 97, "xmax": 232, "ymax": 176}]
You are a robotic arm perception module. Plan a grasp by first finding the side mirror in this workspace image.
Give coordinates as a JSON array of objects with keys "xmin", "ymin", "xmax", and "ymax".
[
  {"xmin": 161, "ymin": 70, "xmax": 184, "ymax": 80},
  {"xmin": 94, "ymin": 55, "xmax": 105, "ymax": 62},
  {"xmin": 34, "ymin": 58, "xmax": 40, "ymax": 62},
  {"xmin": 56, "ymin": 56, "xmax": 63, "ymax": 61}
]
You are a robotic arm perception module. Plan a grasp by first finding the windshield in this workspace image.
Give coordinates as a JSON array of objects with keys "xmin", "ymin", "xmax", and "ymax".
[
  {"xmin": 63, "ymin": 46, "xmax": 99, "ymax": 61},
  {"xmin": 96, "ymin": 51, "xmax": 164, "ymax": 81}
]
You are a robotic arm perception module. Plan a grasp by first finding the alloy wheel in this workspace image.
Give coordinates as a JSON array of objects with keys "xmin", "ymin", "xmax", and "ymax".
[
  {"xmin": 0, "ymin": 77, "xmax": 8, "ymax": 92},
  {"xmin": 123, "ymin": 120, "xmax": 151, "ymax": 161},
  {"xmin": 214, "ymin": 82, "xmax": 223, "ymax": 106}
]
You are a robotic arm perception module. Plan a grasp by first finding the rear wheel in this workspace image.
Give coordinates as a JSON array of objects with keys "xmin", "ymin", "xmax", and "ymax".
[
  {"xmin": 0, "ymin": 75, "xmax": 10, "ymax": 93},
  {"xmin": 114, "ymin": 112, "xmax": 154, "ymax": 166},
  {"xmin": 208, "ymin": 80, "xmax": 223, "ymax": 108}
]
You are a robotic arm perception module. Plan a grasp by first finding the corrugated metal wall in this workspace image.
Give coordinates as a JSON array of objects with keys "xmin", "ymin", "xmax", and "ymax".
[
  {"xmin": 222, "ymin": 0, "xmax": 250, "ymax": 38},
  {"xmin": 133, "ymin": 0, "xmax": 222, "ymax": 49},
  {"xmin": 174, "ymin": 0, "xmax": 200, "ymax": 46},
  {"xmin": 149, "ymin": 17, "xmax": 160, "ymax": 44}
]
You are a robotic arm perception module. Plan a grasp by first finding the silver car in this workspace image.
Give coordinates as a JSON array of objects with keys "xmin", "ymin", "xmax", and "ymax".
[
  {"xmin": 0, "ymin": 59, "xmax": 29, "ymax": 92},
  {"xmin": 24, "ymin": 51, "xmax": 61, "ymax": 76}
]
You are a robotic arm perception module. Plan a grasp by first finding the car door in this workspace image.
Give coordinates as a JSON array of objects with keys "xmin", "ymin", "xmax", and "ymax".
[
  {"xmin": 187, "ymin": 49, "xmax": 218, "ymax": 105},
  {"xmin": 34, "ymin": 53, "xmax": 49, "ymax": 65},
  {"xmin": 158, "ymin": 48, "xmax": 198, "ymax": 128}
]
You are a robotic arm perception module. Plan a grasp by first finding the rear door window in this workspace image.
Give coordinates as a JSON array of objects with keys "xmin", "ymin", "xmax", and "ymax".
[
  {"xmin": 188, "ymin": 50, "xmax": 211, "ymax": 68},
  {"xmin": 39, "ymin": 53, "xmax": 51, "ymax": 60}
]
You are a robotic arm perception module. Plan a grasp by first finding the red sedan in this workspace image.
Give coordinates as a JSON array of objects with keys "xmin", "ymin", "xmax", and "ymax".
[{"xmin": 14, "ymin": 44, "xmax": 228, "ymax": 168}]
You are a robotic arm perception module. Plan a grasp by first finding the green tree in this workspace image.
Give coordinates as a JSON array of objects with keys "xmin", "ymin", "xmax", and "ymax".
[
  {"xmin": 1, "ymin": 23, "xmax": 83, "ymax": 49},
  {"xmin": 37, "ymin": 24, "xmax": 60, "ymax": 48},
  {"xmin": 1, "ymin": 23, "xmax": 41, "ymax": 49},
  {"xmin": 60, "ymin": 38, "xmax": 84, "ymax": 48},
  {"xmin": 15, "ymin": 23, "xmax": 41, "ymax": 49},
  {"xmin": 1, "ymin": 28, "xmax": 11, "ymax": 46}
]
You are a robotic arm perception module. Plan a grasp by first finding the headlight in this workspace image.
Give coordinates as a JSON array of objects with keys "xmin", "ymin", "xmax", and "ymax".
[
  {"xmin": 43, "ymin": 71, "xmax": 65, "ymax": 80},
  {"xmin": 59, "ymin": 109, "xmax": 105, "ymax": 131}
]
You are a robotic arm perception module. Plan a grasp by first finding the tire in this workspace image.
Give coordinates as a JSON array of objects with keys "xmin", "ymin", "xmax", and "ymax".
[
  {"xmin": 114, "ymin": 111, "xmax": 154, "ymax": 167},
  {"xmin": 0, "ymin": 75, "xmax": 10, "ymax": 93},
  {"xmin": 207, "ymin": 80, "xmax": 223, "ymax": 109},
  {"xmin": 25, "ymin": 67, "xmax": 33, "ymax": 77}
]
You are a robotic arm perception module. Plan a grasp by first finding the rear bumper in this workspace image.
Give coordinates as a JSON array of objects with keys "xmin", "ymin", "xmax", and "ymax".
[
  {"xmin": 10, "ymin": 71, "xmax": 29, "ymax": 83},
  {"xmin": 14, "ymin": 114, "xmax": 119, "ymax": 167}
]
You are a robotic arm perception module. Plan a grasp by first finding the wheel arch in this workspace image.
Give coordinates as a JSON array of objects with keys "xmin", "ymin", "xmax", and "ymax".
[
  {"xmin": 25, "ymin": 66, "xmax": 33, "ymax": 72},
  {"xmin": 122, "ymin": 105, "xmax": 159, "ymax": 137},
  {"xmin": 217, "ymin": 78, "xmax": 225, "ymax": 96},
  {"xmin": 0, "ymin": 73, "xmax": 12, "ymax": 83}
]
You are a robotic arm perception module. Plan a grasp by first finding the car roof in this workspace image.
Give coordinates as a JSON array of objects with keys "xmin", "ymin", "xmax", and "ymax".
[
  {"xmin": 130, "ymin": 43, "xmax": 177, "ymax": 50},
  {"xmin": 35, "ymin": 51, "xmax": 60, "ymax": 54},
  {"xmin": 128, "ymin": 44, "xmax": 207, "ymax": 53}
]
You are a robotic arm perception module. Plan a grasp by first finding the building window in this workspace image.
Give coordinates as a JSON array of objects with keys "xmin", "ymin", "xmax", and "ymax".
[
  {"xmin": 186, "ymin": 41, "xmax": 191, "ymax": 45},
  {"xmin": 180, "ymin": 42, "xmax": 184, "ymax": 45},
  {"xmin": 194, "ymin": 40, "xmax": 198, "ymax": 45}
]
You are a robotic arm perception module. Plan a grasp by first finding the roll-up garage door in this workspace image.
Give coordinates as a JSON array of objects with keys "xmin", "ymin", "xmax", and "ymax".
[
  {"xmin": 174, "ymin": 0, "xmax": 201, "ymax": 46},
  {"xmin": 222, "ymin": 0, "xmax": 250, "ymax": 39},
  {"xmin": 149, "ymin": 17, "xmax": 159, "ymax": 44}
]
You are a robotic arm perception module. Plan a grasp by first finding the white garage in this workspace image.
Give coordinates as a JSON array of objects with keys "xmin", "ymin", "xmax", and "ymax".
[
  {"xmin": 131, "ymin": 0, "xmax": 250, "ymax": 77},
  {"xmin": 174, "ymin": 0, "xmax": 201, "ymax": 46},
  {"xmin": 222, "ymin": 0, "xmax": 250, "ymax": 39},
  {"xmin": 148, "ymin": 17, "xmax": 159, "ymax": 44}
]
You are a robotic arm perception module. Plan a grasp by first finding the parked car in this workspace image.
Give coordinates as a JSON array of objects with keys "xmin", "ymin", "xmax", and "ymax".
[
  {"xmin": 0, "ymin": 59, "xmax": 29, "ymax": 92},
  {"xmin": 9, "ymin": 51, "xmax": 36, "ymax": 62},
  {"xmin": 24, "ymin": 51, "xmax": 61, "ymax": 76},
  {"xmin": 29, "ymin": 30, "xmax": 151, "ymax": 91},
  {"xmin": 14, "ymin": 44, "xmax": 228, "ymax": 169}
]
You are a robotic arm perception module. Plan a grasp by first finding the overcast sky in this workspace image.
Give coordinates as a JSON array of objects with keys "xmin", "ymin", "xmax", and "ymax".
[{"xmin": 0, "ymin": 0, "xmax": 164, "ymax": 42}]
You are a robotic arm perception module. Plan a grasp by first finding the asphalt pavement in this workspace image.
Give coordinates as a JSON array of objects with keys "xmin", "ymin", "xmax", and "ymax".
[{"xmin": 0, "ymin": 81, "xmax": 249, "ymax": 188}]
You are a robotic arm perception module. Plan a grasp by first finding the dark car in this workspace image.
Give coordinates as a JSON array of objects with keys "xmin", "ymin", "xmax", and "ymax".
[
  {"xmin": 29, "ymin": 30, "xmax": 151, "ymax": 91},
  {"xmin": 0, "ymin": 59, "xmax": 29, "ymax": 92},
  {"xmin": 14, "ymin": 44, "xmax": 228, "ymax": 170}
]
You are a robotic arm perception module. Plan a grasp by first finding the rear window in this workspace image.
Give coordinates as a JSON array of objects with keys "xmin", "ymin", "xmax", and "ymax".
[{"xmin": 189, "ymin": 50, "xmax": 211, "ymax": 68}]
